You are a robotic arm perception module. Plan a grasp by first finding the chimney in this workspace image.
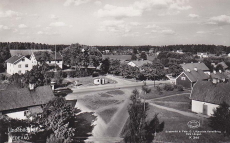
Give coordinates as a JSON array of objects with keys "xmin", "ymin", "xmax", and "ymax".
[
  {"xmin": 213, "ymin": 70, "xmax": 216, "ymax": 74},
  {"xmin": 194, "ymin": 67, "xmax": 198, "ymax": 71},
  {"xmin": 219, "ymin": 70, "xmax": 222, "ymax": 73},
  {"xmin": 29, "ymin": 83, "xmax": 35, "ymax": 90},
  {"xmin": 198, "ymin": 61, "xmax": 201, "ymax": 63},
  {"xmin": 187, "ymin": 69, "xmax": 190, "ymax": 72}
]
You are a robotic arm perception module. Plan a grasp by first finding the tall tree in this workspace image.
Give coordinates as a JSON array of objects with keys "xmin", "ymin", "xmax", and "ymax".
[
  {"xmin": 209, "ymin": 102, "xmax": 230, "ymax": 136},
  {"xmin": 124, "ymin": 89, "xmax": 164, "ymax": 143},
  {"xmin": 101, "ymin": 57, "xmax": 110, "ymax": 74},
  {"xmin": 139, "ymin": 52, "xmax": 147, "ymax": 60}
]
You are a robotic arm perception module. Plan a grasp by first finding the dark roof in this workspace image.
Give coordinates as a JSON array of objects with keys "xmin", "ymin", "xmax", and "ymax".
[
  {"xmin": 5, "ymin": 55, "xmax": 24, "ymax": 64},
  {"xmin": 191, "ymin": 81, "xmax": 230, "ymax": 105},
  {"xmin": 183, "ymin": 70, "xmax": 209, "ymax": 82},
  {"xmin": 210, "ymin": 72, "xmax": 229, "ymax": 80},
  {"xmin": 218, "ymin": 62, "xmax": 228, "ymax": 69},
  {"xmin": 180, "ymin": 63, "xmax": 209, "ymax": 71},
  {"xmin": 0, "ymin": 85, "xmax": 55, "ymax": 112},
  {"xmin": 33, "ymin": 51, "xmax": 62, "ymax": 61}
]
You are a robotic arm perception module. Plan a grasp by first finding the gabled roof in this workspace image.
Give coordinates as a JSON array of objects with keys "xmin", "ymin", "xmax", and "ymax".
[
  {"xmin": 191, "ymin": 81, "xmax": 230, "ymax": 105},
  {"xmin": 5, "ymin": 55, "xmax": 25, "ymax": 64},
  {"xmin": 210, "ymin": 72, "xmax": 228, "ymax": 80},
  {"xmin": 180, "ymin": 63, "xmax": 209, "ymax": 71},
  {"xmin": 218, "ymin": 62, "xmax": 228, "ymax": 69},
  {"xmin": 130, "ymin": 60, "xmax": 152, "ymax": 67},
  {"xmin": 0, "ymin": 85, "xmax": 55, "ymax": 112},
  {"xmin": 33, "ymin": 51, "xmax": 62, "ymax": 61},
  {"xmin": 183, "ymin": 70, "xmax": 209, "ymax": 82}
]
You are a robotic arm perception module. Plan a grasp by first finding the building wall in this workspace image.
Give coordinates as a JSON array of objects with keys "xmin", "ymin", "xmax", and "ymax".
[
  {"xmin": 176, "ymin": 73, "xmax": 192, "ymax": 89},
  {"xmin": 7, "ymin": 57, "xmax": 32, "ymax": 75},
  {"xmin": 191, "ymin": 100, "xmax": 219, "ymax": 116},
  {"xmin": 31, "ymin": 53, "xmax": 63, "ymax": 69}
]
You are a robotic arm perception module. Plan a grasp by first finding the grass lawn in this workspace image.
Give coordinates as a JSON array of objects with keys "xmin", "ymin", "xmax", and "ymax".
[
  {"xmin": 154, "ymin": 94, "xmax": 191, "ymax": 102},
  {"xmin": 153, "ymin": 101, "xmax": 191, "ymax": 112},
  {"xmin": 146, "ymin": 105, "xmax": 230, "ymax": 143},
  {"xmin": 143, "ymin": 88, "xmax": 190, "ymax": 100},
  {"xmin": 106, "ymin": 90, "xmax": 124, "ymax": 95},
  {"xmin": 97, "ymin": 107, "xmax": 118, "ymax": 124},
  {"xmin": 80, "ymin": 97, "xmax": 121, "ymax": 110},
  {"xmin": 151, "ymin": 94, "xmax": 191, "ymax": 112}
]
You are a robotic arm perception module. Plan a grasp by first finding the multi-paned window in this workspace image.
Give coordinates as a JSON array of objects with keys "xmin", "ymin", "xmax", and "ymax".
[
  {"xmin": 25, "ymin": 64, "xmax": 28, "ymax": 68},
  {"xmin": 18, "ymin": 64, "xmax": 21, "ymax": 68}
]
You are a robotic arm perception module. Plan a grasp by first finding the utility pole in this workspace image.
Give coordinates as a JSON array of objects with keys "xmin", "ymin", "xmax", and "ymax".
[{"xmin": 55, "ymin": 45, "xmax": 57, "ymax": 72}]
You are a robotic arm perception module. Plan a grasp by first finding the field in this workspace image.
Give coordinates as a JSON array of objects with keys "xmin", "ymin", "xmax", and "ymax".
[{"xmin": 77, "ymin": 89, "xmax": 127, "ymax": 125}]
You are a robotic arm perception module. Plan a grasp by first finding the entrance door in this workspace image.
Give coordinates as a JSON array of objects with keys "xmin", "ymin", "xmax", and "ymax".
[{"xmin": 203, "ymin": 104, "xmax": 208, "ymax": 115}]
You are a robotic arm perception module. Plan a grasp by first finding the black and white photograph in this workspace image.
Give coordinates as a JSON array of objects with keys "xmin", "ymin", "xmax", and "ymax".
[{"xmin": 0, "ymin": 0, "xmax": 230, "ymax": 143}]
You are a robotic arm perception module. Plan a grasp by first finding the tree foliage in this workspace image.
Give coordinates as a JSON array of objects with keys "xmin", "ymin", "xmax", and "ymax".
[
  {"xmin": 209, "ymin": 102, "xmax": 230, "ymax": 136},
  {"xmin": 124, "ymin": 89, "xmax": 164, "ymax": 143}
]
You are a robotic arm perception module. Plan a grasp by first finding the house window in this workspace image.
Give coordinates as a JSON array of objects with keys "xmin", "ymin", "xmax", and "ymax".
[
  {"xmin": 22, "ymin": 58, "xmax": 25, "ymax": 61},
  {"xmin": 57, "ymin": 61, "xmax": 59, "ymax": 63},
  {"xmin": 18, "ymin": 64, "xmax": 21, "ymax": 68},
  {"xmin": 181, "ymin": 77, "xmax": 186, "ymax": 80},
  {"xmin": 18, "ymin": 70, "xmax": 21, "ymax": 74},
  {"xmin": 25, "ymin": 64, "xmax": 28, "ymax": 68}
]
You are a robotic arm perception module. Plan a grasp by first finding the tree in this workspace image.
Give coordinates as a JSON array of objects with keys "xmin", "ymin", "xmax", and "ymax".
[
  {"xmin": 124, "ymin": 89, "xmax": 164, "ymax": 143},
  {"xmin": 209, "ymin": 102, "xmax": 230, "ymax": 136},
  {"xmin": 109, "ymin": 59, "xmax": 121, "ymax": 75},
  {"xmin": 142, "ymin": 82, "xmax": 151, "ymax": 111},
  {"xmin": 101, "ymin": 57, "xmax": 110, "ymax": 74},
  {"xmin": 32, "ymin": 97, "xmax": 96, "ymax": 143},
  {"xmin": 131, "ymin": 54, "xmax": 137, "ymax": 61},
  {"xmin": 168, "ymin": 63, "xmax": 183, "ymax": 77},
  {"xmin": 139, "ymin": 52, "xmax": 147, "ymax": 60}
]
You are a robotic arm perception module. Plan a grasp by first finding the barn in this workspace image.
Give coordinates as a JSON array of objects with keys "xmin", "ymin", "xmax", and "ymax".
[
  {"xmin": 176, "ymin": 70, "xmax": 209, "ymax": 89},
  {"xmin": 190, "ymin": 81, "xmax": 230, "ymax": 116}
]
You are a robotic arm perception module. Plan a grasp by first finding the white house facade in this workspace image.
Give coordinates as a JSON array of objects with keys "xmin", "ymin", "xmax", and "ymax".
[
  {"xmin": 191, "ymin": 100, "xmax": 219, "ymax": 116},
  {"xmin": 31, "ymin": 52, "xmax": 63, "ymax": 69},
  {"xmin": 6, "ymin": 55, "xmax": 33, "ymax": 75}
]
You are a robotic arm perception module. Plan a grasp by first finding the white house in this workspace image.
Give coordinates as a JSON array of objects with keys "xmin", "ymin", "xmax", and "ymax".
[
  {"xmin": 197, "ymin": 52, "xmax": 208, "ymax": 58},
  {"xmin": 31, "ymin": 51, "xmax": 63, "ymax": 69},
  {"xmin": 5, "ymin": 55, "xmax": 33, "ymax": 75},
  {"xmin": 190, "ymin": 80, "xmax": 230, "ymax": 116}
]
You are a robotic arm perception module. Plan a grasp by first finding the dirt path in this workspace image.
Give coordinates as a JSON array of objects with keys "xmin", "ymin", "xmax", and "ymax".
[{"xmin": 147, "ymin": 102, "xmax": 207, "ymax": 119}]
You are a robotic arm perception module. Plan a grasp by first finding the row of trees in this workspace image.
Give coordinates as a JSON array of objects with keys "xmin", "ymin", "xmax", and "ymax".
[
  {"xmin": 100, "ymin": 58, "xmax": 171, "ymax": 80},
  {"xmin": 0, "ymin": 42, "xmax": 68, "ymax": 52},
  {"xmin": 96, "ymin": 44, "xmax": 230, "ymax": 55}
]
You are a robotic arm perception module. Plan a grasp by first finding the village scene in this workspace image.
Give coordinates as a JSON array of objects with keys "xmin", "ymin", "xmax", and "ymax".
[{"xmin": 1, "ymin": 0, "xmax": 230, "ymax": 143}]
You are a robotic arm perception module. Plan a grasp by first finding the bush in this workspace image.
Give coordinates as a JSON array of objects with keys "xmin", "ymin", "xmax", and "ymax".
[
  {"xmin": 156, "ymin": 86, "xmax": 163, "ymax": 94},
  {"xmin": 62, "ymin": 72, "xmax": 67, "ymax": 78},
  {"xmin": 92, "ymin": 72, "xmax": 99, "ymax": 77},
  {"xmin": 163, "ymin": 84, "xmax": 174, "ymax": 91},
  {"xmin": 176, "ymin": 85, "xmax": 184, "ymax": 91}
]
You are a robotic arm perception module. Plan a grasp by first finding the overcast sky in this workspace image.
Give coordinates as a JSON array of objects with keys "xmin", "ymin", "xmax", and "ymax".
[{"xmin": 0, "ymin": 0, "xmax": 230, "ymax": 46}]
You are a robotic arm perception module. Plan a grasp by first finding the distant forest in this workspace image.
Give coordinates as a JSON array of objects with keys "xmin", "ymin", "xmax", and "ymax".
[
  {"xmin": 96, "ymin": 44, "xmax": 230, "ymax": 55},
  {"xmin": 0, "ymin": 42, "xmax": 69, "ymax": 52},
  {"xmin": 0, "ymin": 42, "xmax": 230, "ymax": 55}
]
